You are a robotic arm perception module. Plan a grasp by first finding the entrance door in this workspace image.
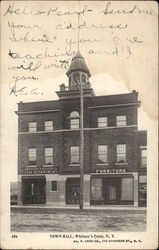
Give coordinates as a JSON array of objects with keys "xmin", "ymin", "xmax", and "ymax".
[
  {"xmin": 22, "ymin": 177, "xmax": 46, "ymax": 205},
  {"xmin": 66, "ymin": 178, "xmax": 80, "ymax": 205},
  {"xmin": 102, "ymin": 178, "xmax": 121, "ymax": 205}
]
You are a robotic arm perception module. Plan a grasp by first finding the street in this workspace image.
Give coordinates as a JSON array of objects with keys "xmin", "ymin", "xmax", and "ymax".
[{"xmin": 11, "ymin": 207, "xmax": 146, "ymax": 232}]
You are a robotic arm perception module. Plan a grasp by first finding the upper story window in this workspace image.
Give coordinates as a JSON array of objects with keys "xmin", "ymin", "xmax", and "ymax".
[
  {"xmin": 70, "ymin": 111, "xmax": 79, "ymax": 129},
  {"xmin": 140, "ymin": 146, "xmax": 147, "ymax": 167},
  {"xmin": 70, "ymin": 146, "xmax": 79, "ymax": 164},
  {"xmin": 98, "ymin": 145, "xmax": 108, "ymax": 163},
  {"xmin": 28, "ymin": 148, "xmax": 36, "ymax": 165},
  {"xmin": 117, "ymin": 144, "xmax": 126, "ymax": 162},
  {"xmin": 116, "ymin": 116, "xmax": 126, "ymax": 127},
  {"xmin": 28, "ymin": 122, "xmax": 37, "ymax": 132},
  {"xmin": 98, "ymin": 117, "xmax": 107, "ymax": 128},
  {"xmin": 45, "ymin": 121, "xmax": 53, "ymax": 131},
  {"xmin": 45, "ymin": 147, "xmax": 53, "ymax": 165}
]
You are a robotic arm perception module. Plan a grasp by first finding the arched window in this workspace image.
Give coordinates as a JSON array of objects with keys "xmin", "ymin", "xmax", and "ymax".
[
  {"xmin": 70, "ymin": 111, "xmax": 79, "ymax": 118},
  {"xmin": 70, "ymin": 111, "xmax": 79, "ymax": 129}
]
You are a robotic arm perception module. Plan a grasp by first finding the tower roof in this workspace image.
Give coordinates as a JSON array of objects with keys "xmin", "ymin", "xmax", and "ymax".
[{"xmin": 66, "ymin": 51, "xmax": 91, "ymax": 77}]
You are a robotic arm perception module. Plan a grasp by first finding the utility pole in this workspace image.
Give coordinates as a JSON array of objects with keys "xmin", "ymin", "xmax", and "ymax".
[
  {"xmin": 79, "ymin": 79, "xmax": 84, "ymax": 210},
  {"xmin": 77, "ymin": 12, "xmax": 84, "ymax": 210}
]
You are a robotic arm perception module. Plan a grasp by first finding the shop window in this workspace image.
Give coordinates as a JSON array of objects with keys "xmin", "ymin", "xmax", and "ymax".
[
  {"xmin": 70, "ymin": 146, "xmax": 79, "ymax": 164},
  {"xmin": 116, "ymin": 116, "xmax": 126, "ymax": 126},
  {"xmin": 139, "ymin": 176, "xmax": 147, "ymax": 206},
  {"xmin": 70, "ymin": 111, "xmax": 79, "ymax": 129},
  {"xmin": 98, "ymin": 145, "xmax": 108, "ymax": 163},
  {"xmin": 51, "ymin": 181, "xmax": 57, "ymax": 191},
  {"xmin": 121, "ymin": 178, "xmax": 133, "ymax": 200},
  {"xmin": 45, "ymin": 121, "xmax": 53, "ymax": 131},
  {"xmin": 98, "ymin": 117, "xmax": 107, "ymax": 128},
  {"xmin": 117, "ymin": 144, "xmax": 126, "ymax": 162},
  {"xmin": 28, "ymin": 148, "xmax": 36, "ymax": 165},
  {"xmin": 45, "ymin": 148, "xmax": 53, "ymax": 165},
  {"xmin": 28, "ymin": 122, "xmax": 37, "ymax": 132},
  {"xmin": 91, "ymin": 178, "xmax": 103, "ymax": 200},
  {"xmin": 140, "ymin": 147, "xmax": 147, "ymax": 167}
]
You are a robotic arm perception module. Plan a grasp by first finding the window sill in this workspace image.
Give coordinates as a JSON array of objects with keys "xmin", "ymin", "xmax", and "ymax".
[
  {"xmin": 26, "ymin": 165, "xmax": 37, "ymax": 168},
  {"xmin": 69, "ymin": 164, "xmax": 80, "ymax": 167},
  {"xmin": 96, "ymin": 163, "xmax": 109, "ymax": 166},
  {"xmin": 43, "ymin": 165, "xmax": 54, "ymax": 167},
  {"xmin": 115, "ymin": 162, "xmax": 128, "ymax": 165},
  {"xmin": 50, "ymin": 190, "xmax": 58, "ymax": 192}
]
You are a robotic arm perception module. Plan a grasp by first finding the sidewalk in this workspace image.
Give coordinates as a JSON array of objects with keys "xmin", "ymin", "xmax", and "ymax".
[{"xmin": 11, "ymin": 204, "xmax": 146, "ymax": 212}]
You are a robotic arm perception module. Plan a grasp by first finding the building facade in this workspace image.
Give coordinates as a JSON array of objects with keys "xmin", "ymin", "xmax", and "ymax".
[{"xmin": 16, "ymin": 52, "xmax": 147, "ymax": 207}]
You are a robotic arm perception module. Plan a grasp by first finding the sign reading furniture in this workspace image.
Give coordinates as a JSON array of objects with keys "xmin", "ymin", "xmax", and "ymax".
[{"xmin": 94, "ymin": 168, "xmax": 127, "ymax": 174}]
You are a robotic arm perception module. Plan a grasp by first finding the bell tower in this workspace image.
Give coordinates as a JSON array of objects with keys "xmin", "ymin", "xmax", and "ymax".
[{"xmin": 56, "ymin": 52, "xmax": 95, "ymax": 99}]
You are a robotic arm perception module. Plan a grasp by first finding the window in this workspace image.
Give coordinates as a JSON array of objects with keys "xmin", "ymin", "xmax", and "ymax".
[
  {"xmin": 116, "ymin": 116, "xmax": 126, "ymax": 126},
  {"xmin": 73, "ymin": 72, "xmax": 80, "ymax": 84},
  {"xmin": 70, "ymin": 146, "xmax": 79, "ymax": 164},
  {"xmin": 98, "ymin": 145, "xmax": 108, "ymax": 163},
  {"xmin": 28, "ymin": 148, "xmax": 36, "ymax": 165},
  {"xmin": 28, "ymin": 122, "xmax": 37, "ymax": 132},
  {"xmin": 51, "ymin": 181, "xmax": 57, "ymax": 191},
  {"xmin": 70, "ymin": 111, "xmax": 79, "ymax": 129},
  {"xmin": 139, "ymin": 176, "xmax": 147, "ymax": 205},
  {"xmin": 45, "ymin": 148, "xmax": 53, "ymax": 165},
  {"xmin": 98, "ymin": 117, "xmax": 107, "ymax": 127},
  {"xmin": 81, "ymin": 74, "xmax": 86, "ymax": 83},
  {"xmin": 121, "ymin": 178, "xmax": 133, "ymax": 200},
  {"xmin": 140, "ymin": 147, "xmax": 147, "ymax": 166},
  {"xmin": 117, "ymin": 144, "xmax": 126, "ymax": 162},
  {"xmin": 45, "ymin": 121, "xmax": 53, "ymax": 131}
]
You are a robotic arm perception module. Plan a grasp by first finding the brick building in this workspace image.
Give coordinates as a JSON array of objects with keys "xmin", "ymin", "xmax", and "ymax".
[{"xmin": 16, "ymin": 52, "xmax": 147, "ymax": 207}]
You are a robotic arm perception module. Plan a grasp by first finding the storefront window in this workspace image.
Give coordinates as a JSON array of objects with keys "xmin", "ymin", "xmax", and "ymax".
[
  {"xmin": 91, "ymin": 178, "xmax": 103, "ymax": 200},
  {"xmin": 139, "ymin": 175, "xmax": 147, "ymax": 207},
  {"xmin": 121, "ymin": 178, "xmax": 133, "ymax": 201}
]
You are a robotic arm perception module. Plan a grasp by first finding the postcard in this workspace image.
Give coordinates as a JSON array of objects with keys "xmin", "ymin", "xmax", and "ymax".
[{"xmin": 0, "ymin": 1, "xmax": 158, "ymax": 249}]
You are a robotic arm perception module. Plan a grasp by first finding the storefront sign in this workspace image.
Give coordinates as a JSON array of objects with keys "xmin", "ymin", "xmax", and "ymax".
[
  {"xmin": 23, "ymin": 167, "xmax": 58, "ymax": 174},
  {"xmin": 95, "ymin": 168, "xmax": 127, "ymax": 174}
]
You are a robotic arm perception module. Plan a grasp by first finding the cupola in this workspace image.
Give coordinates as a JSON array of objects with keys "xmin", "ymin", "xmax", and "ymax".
[{"xmin": 56, "ymin": 51, "xmax": 95, "ymax": 99}]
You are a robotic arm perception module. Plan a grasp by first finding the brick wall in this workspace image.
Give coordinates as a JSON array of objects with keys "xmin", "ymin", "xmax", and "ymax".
[{"xmin": 17, "ymin": 92, "xmax": 145, "ymax": 175}]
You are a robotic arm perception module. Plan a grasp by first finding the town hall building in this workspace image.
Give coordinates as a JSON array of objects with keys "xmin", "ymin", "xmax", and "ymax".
[{"xmin": 15, "ymin": 51, "xmax": 147, "ymax": 207}]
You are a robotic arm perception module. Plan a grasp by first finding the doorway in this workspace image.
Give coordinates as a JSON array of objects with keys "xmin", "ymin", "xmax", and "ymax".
[
  {"xmin": 22, "ymin": 176, "xmax": 46, "ymax": 205},
  {"xmin": 66, "ymin": 178, "xmax": 80, "ymax": 205},
  {"xmin": 102, "ymin": 177, "xmax": 121, "ymax": 205}
]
